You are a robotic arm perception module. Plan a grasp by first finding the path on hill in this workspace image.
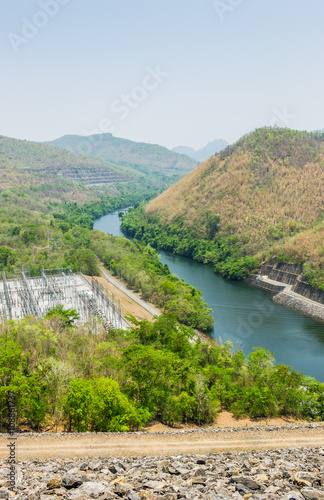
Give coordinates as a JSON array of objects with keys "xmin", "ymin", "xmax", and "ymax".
[
  {"xmin": 100, "ymin": 267, "xmax": 161, "ymax": 317},
  {"xmin": 1, "ymin": 425, "xmax": 323, "ymax": 460}
]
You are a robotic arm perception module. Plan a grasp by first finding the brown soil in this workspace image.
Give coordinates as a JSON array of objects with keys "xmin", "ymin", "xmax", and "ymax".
[{"xmin": 87, "ymin": 275, "xmax": 155, "ymax": 323}]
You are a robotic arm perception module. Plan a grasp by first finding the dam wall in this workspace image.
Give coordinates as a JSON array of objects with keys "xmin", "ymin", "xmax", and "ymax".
[
  {"xmin": 257, "ymin": 259, "xmax": 324, "ymax": 305},
  {"xmin": 259, "ymin": 259, "xmax": 303, "ymax": 286}
]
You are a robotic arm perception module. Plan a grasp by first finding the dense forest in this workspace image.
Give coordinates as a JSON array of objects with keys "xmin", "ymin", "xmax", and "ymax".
[
  {"xmin": 121, "ymin": 128, "xmax": 324, "ymax": 287},
  {"xmin": 1, "ymin": 312, "xmax": 323, "ymax": 432}
]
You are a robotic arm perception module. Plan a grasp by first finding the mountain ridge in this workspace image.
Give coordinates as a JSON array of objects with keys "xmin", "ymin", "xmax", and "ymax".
[
  {"xmin": 121, "ymin": 127, "xmax": 324, "ymax": 287},
  {"xmin": 46, "ymin": 133, "xmax": 198, "ymax": 179},
  {"xmin": 172, "ymin": 139, "xmax": 228, "ymax": 161}
]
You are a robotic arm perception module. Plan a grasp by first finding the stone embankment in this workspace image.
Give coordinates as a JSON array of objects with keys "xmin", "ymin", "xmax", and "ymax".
[
  {"xmin": 248, "ymin": 259, "xmax": 324, "ymax": 322},
  {"xmin": 1, "ymin": 424, "xmax": 324, "ymax": 499},
  {"xmin": 1, "ymin": 443, "xmax": 324, "ymax": 499}
]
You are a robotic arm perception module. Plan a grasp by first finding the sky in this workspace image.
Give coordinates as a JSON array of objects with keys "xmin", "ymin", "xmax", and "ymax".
[{"xmin": 1, "ymin": 0, "xmax": 324, "ymax": 150}]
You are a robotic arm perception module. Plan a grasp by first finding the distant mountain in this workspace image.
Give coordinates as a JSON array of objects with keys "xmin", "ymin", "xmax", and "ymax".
[
  {"xmin": 46, "ymin": 134, "xmax": 198, "ymax": 179},
  {"xmin": 172, "ymin": 139, "xmax": 228, "ymax": 162},
  {"xmin": 0, "ymin": 135, "xmax": 137, "ymax": 190}
]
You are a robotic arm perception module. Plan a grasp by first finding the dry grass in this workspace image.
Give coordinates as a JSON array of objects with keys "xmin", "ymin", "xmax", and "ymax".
[{"xmin": 146, "ymin": 146, "xmax": 324, "ymax": 255}]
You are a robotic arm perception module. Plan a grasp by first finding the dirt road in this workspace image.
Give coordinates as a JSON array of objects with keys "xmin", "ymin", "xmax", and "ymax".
[
  {"xmin": 100, "ymin": 267, "xmax": 161, "ymax": 318},
  {"xmin": 1, "ymin": 426, "xmax": 323, "ymax": 460}
]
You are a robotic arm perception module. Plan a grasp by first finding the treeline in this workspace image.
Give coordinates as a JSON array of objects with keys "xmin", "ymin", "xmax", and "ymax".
[
  {"xmin": 0, "ymin": 311, "xmax": 323, "ymax": 433},
  {"xmin": 52, "ymin": 191, "xmax": 155, "ymax": 231},
  {"xmin": 121, "ymin": 206, "xmax": 260, "ymax": 280}
]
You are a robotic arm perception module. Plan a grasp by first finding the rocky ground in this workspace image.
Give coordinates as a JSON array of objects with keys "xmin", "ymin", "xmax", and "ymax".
[{"xmin": 1, "ymin": 445, "xmax": 324, "ymax": 499}]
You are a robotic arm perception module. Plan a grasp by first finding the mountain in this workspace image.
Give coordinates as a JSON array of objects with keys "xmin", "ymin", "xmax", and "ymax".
[
  {"xmin": 46, "ymin": 133, "xmax": 198, "ymax": 179},
  {"xmin": 0, "ymin": 135, "xmax": 141, "ymax": 191},
  {"xmin": 172, "ymin": 139, "xmax": 228, "ymax": 162},
  {"xmin": 122, "ymin": 128, "xmax": 324, "ymax": 286}
]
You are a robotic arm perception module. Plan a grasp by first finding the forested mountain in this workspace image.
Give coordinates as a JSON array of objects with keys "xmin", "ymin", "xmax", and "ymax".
[
  {"xmin": 46, "ymin": 133, "xmax": 198, "ymax": 180},
  {"xmin": 172, "ymin": 139, "xmax": 228, "ymax": 162},
  {"xmin": 122, "ymin": 128, "xmax": 324, "ymax": 287},
  {"xmin": 0, "ymin": 135, "xmax": 144, "ymax": 193}
]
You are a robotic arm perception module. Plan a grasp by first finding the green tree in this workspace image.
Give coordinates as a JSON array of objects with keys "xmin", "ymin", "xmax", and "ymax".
[{"xmin": 63, "ymin": 378, "xmax": 92, "ymax": 432}]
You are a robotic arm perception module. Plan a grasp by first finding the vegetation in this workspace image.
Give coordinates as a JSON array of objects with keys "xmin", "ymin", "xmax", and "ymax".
[
  {"xmin": 46, "ymin": 133, "xmax": 198, "ymax": 187},
  {"xmin": 1, "ymin": 127, "xmax": 323, "ymax": 433},
  {"xmin": 0, "ymin": 313, "xmax": 323, "ymax": 433},
  {"xmin": 91, "ymin": 232, "xmax": 213, "ymax": 330},
  {"xmin": 0, "ymin": 185, "xmax": 213, "ymax": 330},
  {"xmin": 121, "ymin": 128, "xmax": 324, "ymax": 286}
]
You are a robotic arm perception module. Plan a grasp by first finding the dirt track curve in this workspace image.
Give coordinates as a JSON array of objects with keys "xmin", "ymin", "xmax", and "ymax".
[{"xmin": 1, "ymin": 425, "xmax": 323, "ymax": 460}]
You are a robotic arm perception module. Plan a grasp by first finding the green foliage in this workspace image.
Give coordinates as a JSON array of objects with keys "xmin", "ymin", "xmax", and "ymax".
[
  {"xmin": 0, "ymin": 247, "xmax": 16, "ymax": 267},
  {"xmin": 45, "ymin": 305, "xmax": 80, "ymax": 327},
  {"xmin": 63, "ymin": 378, "xmax": 92, "ymax": 432},
  {"xmin": 91, "ymin": 231, "xmax": 214, "ymax": 331},
  {"xmin": 0, "ymin": 314, "xmax": 323, "ymax": 432},
  {"xmin": 122, "ymin": 206, "xmax": 260, "ymax": 282}
]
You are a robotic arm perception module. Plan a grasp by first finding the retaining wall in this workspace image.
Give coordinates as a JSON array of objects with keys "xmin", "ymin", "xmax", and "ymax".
[
  {"xmin": 292, "ymin": 278, "xmax": 324, "ymax": 305},
  {"xmin": 259, "ymin": 259, "xmax": 302, "ymax": 286}
]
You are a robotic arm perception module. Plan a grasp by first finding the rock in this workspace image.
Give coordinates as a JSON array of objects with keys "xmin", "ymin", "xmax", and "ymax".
[
  {"xmin": 143, "ymin": 481, "xmax": 167, "ymax": 491},
  {"xmin": 138, "ymin": 492, "xmax": 158, "ymax": 500},
  {"xmin": 88, "ymin": 461, "xmax": 102, "ymax": 471},
  {"xmin": 0, "ymin": 490, "xmax": 9, "ymax": 500},
  {"xmin": 301, "ymin": 488, "xmax": 324, "ymax": 500},
  {"xmin": 46, "ymin": 478, "xmax": 61, "ymax": 490},
  {"xmin": 254, "ymin": 473, "xmax": 269, "ymax": 483},
  {"xmin": 193, "ymin": 467, "xmax": 208, "ymax": 476},
  {"xmin": 190, "ymin": 477, "xmax": 206, "ymax": 486},
  {"xmin": 176, "ymin": 467, "xmax": 190, "ymax": 475},
  {"xmin": 162, "ymin": 466, "xmax": 178, "ymax": 475},
  {"xmin": 69, "ymin": 481, "xmax": 107, "ymax": 499},
  {"xmin": 126, "ymin": 491, "xmax": 141, "ymax": 500},
  {"xmin": 283, "ymin": 491, "xmax": 305, "ymax": 500},
  {"xmin": 61, "ymin": 475, "xmax": 83, "ymax": 489},
  {"xmin": 114, "ymin": 483, "xmax": 138, "ymax": 496},
  {"xmin": 230, "ymin": 476, "xmax": 261, "ymax": 490}
]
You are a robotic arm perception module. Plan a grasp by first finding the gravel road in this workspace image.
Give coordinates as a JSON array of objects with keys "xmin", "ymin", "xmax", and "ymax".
[{"xmin": 1, "ymin": 424, "xmax": 323, "ymax": 460}]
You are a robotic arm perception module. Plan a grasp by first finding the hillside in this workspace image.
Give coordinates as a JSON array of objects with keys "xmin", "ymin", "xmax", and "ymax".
[
  {"xmin": 46, "ymin": 133, "xmax": 198, "ymax": 180},
  {"xmin": 172, "ymin": 138, "xmax": 228, "ymax": 161},
  {"xmin": 0, "ymin": 135, "xmax": 145, "ymax": 192},
  {"xmin": 121, "ymin": 128, "xmax": 324, "ymax": 285}
]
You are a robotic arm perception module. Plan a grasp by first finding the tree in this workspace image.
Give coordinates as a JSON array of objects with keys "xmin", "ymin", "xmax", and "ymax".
[
  {"xmin": 63, "ymin": 378, "xmax": 92, "ymax": 432},
  {"xmin": 45, "ymin": 305, "xmax": 80, "ymax": 327},
  {"xmin": 90, "ymin": 377, "xmax": 140, "ymax": 432}
]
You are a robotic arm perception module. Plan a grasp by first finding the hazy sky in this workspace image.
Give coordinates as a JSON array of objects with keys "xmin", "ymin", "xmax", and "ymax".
[{"xmin": 1, "ymin": 0, "xmax": 324, "ymax": 149}]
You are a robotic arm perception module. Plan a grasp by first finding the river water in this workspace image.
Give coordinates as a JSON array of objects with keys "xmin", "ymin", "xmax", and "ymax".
[{"xmin": 94, "ymin": 210, "xmax": 324, "ymax": 382}]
